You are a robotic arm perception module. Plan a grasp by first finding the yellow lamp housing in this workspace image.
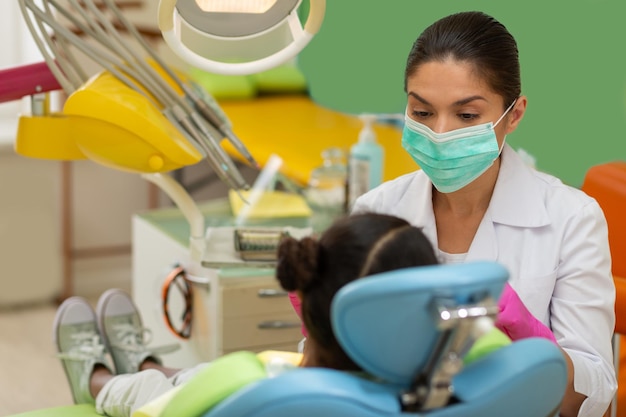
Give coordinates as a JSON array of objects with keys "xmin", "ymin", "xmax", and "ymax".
[
  {"xmin": 158, "ymin": 0, "xmax": 326, "ymax": 75},
  {"xmin": 15, "ymin": 113, "xmax": 87, "ymax": 161},
  {"xmin": 62, "ymin": 71, "xmax": 203, "ymax": 174}
]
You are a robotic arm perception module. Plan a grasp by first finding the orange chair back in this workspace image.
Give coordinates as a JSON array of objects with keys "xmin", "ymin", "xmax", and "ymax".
[
  {"xmin": 581, "ymin": 161, "xmax": 626, "ymax": 417},
  {"xmin": 616, "ymin": 277, "xmax": 626, "ymax": 336},
  {"xmin": 581, "ymin": 162, "xmax": 626, "ymax": 278}
]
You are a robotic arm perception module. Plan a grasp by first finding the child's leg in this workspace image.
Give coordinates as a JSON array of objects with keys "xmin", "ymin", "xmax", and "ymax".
[
  {"xmin": 167, "ymin": 362, "xmax": 211, "ymax": 386},
  {"xmin": 90, "ymin": 365, "xmax": 115, "ymax": 398},
  {"xmin": 139, "ymin": 359, "xmax": 181, "ymax": 378},
  {"xmin": 90, "ymin": 359, "xmax": 208, "ymax": 416},
  {"xmin": 95, "ymin": 369, "xmax": 177, "ymax": 417}
]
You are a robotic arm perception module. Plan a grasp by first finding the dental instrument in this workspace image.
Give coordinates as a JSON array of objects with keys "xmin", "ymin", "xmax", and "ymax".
[
  {"xmin": 235, "ymin": 154, "xmax": 283, "ymax": 227},
  {"xmin": 18, "ymin": 0, "xmax": 255, "ymax": 190}
]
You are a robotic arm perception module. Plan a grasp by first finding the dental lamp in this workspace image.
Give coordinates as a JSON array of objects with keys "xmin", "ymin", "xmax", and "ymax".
[
  {"xmin": 158, "ymin": 0, "xmax": 326, "ymax": 75},
  {"xmin": 15, "ymin": 0, "xmax": 262, "ymax": 191},
  {"xmin": 13, "ymin": 0, "xmax": 326, "ymax": 188},
  {"xmin": 9, "ymin": 0, "xmax": 323, "ymax": 265}
]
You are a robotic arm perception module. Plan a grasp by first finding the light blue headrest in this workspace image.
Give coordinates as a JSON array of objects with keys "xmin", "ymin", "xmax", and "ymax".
[{"xmin": 331, "ymin": 261, "xmax": 508, "ymax": 386}]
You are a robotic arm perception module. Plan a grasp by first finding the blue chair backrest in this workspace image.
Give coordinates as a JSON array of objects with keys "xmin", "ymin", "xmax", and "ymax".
[
  {"xmin": 203, "ymin": 261, "xmax": 567, "ymax": 417},
  {"xmin": 331, "ymin": 261, "xmax": 508, "ymax": 385}
]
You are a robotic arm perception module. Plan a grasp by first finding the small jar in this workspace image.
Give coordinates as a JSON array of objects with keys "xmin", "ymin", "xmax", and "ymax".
[{"xmin": 305, "ymin": 147, "xmax": 347, "ymax": 233}]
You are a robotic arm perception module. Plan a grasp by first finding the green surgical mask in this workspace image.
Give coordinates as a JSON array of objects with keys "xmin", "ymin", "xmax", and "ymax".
[{"xmin": 401, "ymin": 100, "xmax": 516, "ymax": 193}]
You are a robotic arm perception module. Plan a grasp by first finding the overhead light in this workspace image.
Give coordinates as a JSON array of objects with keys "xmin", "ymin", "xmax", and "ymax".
[
  {"xmin": 158, "ymin": 0, "xmax": 326, "ymax": 75},
  {"xmin": 195, "ymin": 0, "xmax": 277, "ymax": 13}
]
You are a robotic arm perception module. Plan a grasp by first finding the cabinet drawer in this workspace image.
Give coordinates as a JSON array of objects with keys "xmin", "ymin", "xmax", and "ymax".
[
  {"xmin": 222, "ymin": 312, "xmax": 302, "ymax": 351},
  {"xmin": 222, "ymin": 281, "xmax": 294, "ymax": 319}
]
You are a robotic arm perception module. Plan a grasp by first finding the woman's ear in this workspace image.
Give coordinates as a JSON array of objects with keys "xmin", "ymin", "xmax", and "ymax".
[{"xmin": 505, "ymin": 95, "xmax": 527, "ymax": 135}]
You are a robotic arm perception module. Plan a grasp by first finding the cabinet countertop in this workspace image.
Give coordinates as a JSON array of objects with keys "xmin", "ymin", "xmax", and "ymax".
[{"xmin": 135, "ymin": 197, "xmax": 310, "ymax": 278}]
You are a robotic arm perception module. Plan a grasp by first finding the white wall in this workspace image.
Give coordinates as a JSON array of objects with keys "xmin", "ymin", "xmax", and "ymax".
[
  {"xmin": 0, "ymin": 2, "xmax": 158, "ymax": 302},
  {"xmin": 0, "ymin": 1, "xmax": 251, "ymax": 303},
  {"xmin": 0, "ymin": 4, "xmax": 62, "ymax": 305},
  {"xmin": 0, "ymin": 3, "xmax": 43, "ymax": 123}
]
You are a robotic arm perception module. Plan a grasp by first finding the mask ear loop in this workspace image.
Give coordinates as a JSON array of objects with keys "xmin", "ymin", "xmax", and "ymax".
[
  {"xmin": 162, "ymin": 265, "xmax": 193, "ymax": 339},
  {"xmin": 493, "ymin": 98, "xmax": 518, "ymax": 128},
  {"xmin": 493, "ymin": 98, "xmax": 519, "ymax": 155}
]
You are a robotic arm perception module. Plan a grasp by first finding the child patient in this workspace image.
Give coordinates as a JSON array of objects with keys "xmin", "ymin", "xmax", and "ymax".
[{"xmin": 53, "ymin": 213, "xmax": 439, "ymax": 417}]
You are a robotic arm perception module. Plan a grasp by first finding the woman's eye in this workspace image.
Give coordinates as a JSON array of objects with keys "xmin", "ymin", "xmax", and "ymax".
[
  {"xmin": 411, "ymin": 110, "xmax": 431, "ymax": 119},
  {"xmin": 459, "ymin": 113, "xmax": 479, "ymax": 121}
]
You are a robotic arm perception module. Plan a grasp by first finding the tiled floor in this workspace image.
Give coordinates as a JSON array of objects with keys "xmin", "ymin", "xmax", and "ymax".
[
  {"xmin": 0, "ymin": 258, "xmax": 133, "ymax": 416},
  {"xmin": 0, "ymin": 302, "xmax": 75, "ymax": 416}
]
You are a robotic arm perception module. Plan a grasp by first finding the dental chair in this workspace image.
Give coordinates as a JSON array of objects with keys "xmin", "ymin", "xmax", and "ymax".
[
  {"xmin": 181, "ymin": 261, "xmax": 566, "ymax": 417},
  {"xmin": 12, "ymin": 261, "xmax": 567, "ymax": 417}
]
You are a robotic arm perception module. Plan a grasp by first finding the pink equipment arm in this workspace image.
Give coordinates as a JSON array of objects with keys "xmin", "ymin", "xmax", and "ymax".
[{"xmin": 0, "ymin": 61, "xmax": 61, "ymax": 104}]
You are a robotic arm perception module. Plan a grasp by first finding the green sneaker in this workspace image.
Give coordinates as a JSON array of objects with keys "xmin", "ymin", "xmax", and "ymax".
[
  {"xmin": 96, "ymin": 289, "xmax": 178, "ymax": 374},
  {"xmin": 53, "ymin": 297, "xmax": 112, "ymax": 404}
]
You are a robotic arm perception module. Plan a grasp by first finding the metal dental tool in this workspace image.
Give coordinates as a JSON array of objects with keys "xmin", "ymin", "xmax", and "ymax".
[{"xmin": 18, "ymin": 0, "xmax": 256, "ymax": 190}]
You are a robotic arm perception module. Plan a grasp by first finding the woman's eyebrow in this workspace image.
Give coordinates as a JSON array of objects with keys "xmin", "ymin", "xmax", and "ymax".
[
  {"xmin": 454, "ymin": 95, "xmax": 487, "ymax": 106},
  {"xmin": 408, "ymin": 92, "xmax": 487, "ymax": 107},
  {"xmin": 408, "ymin": 92, "xmax": 430, "ymax": 105}
]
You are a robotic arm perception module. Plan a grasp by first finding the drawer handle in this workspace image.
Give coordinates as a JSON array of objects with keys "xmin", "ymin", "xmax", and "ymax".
[
  {"xmin": 257, "ymin": 289, "xmax": 288, "ymax": 298},
  {"xmin": 257, "ymin": 320, "xmax": 301, "ymax": 329}
]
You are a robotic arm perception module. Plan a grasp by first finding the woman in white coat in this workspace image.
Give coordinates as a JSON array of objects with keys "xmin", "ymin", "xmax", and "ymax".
[{"xmin": 352, "ymin": 11, "xmax": 616, "ymax": 417}]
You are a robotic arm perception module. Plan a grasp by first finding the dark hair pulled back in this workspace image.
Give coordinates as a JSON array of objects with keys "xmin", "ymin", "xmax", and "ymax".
[
  {"xmin": 276, "ymin": 213, "xmax": 438, "ymax": 371},
  {"xmin": 276, "ymin": 236, "xmax": 319, "ymax": 293},
  {"xmin": 404, "ymin": 11, "xmax": 521, "ymax": 109}
]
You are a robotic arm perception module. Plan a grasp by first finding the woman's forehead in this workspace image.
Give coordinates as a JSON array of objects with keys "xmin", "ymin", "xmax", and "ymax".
[{"xmin": 407, "ymin": 60, "xmax": 500, "ymax": 105}]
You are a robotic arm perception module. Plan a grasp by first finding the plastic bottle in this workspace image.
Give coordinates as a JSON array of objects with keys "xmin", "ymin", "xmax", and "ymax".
[
  {"xmin": 347, "ymin": 114, "xmax": 384, "ymax": 210},
  {"xmin": 305, "ymin": 147, "xmax": 347, "ymax": 232}
]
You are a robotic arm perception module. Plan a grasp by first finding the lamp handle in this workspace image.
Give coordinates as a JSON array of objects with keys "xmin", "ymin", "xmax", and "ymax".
[
  {"xmin": 157, "ymin": 0, "xmax": 177, "ymax": 33},
  {"xmin": 304, "ymin": 0, "xmax": 326, "ymax": 35}
]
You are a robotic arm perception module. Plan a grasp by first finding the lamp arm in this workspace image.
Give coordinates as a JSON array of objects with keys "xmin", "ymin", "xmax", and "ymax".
[
  {"xmin": 0, "ymin": 61, "xmax": 62, "ymax": 104},
  {"xmin": 141, "ymin": 173, "xmax": 206, "ymax": 263}
]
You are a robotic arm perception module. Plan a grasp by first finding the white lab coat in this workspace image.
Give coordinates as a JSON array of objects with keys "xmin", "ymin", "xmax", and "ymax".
[{"xmin": 352, "ymin": 144, "xmax": 617, "ymax": 417}]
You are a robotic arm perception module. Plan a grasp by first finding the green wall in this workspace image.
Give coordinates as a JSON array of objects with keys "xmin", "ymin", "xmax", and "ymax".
[{"xmin": 298, "ymin": 1, "xmax": 626, "ymax": 187}]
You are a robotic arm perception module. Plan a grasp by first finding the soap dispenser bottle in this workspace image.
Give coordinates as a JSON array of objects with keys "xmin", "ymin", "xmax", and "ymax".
[{"xmin": 347, "ymin": 114, "xmax": 384, "ymax": 210}]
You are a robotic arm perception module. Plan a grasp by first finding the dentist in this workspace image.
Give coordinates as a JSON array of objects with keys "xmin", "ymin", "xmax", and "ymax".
[{"xmin": 352, "ymin": 11, "xmax": 616, "ymax": 417}]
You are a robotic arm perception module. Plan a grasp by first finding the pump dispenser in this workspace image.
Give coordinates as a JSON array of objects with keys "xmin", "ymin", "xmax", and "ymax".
[{"xmin": 347, "ymin": 114, "xmax": 384, "ymax": 210}]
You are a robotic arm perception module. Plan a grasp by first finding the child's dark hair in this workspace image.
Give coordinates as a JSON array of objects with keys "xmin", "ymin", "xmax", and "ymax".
[{"xmin": 276, "ymin": 212, "xmax": 438, "ymax": 370}]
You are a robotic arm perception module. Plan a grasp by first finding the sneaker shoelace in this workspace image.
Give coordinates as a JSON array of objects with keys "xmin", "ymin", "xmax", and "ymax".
[
  {"xmin": 110, "ymin": 323, "xmax": 179, "ymax": 369},
  {"xmin": 57, "ymin": 331, "xmax": 106, "ymax": 362}
]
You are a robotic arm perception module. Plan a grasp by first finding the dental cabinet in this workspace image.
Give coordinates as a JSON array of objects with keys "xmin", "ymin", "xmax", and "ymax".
[{"xmin": 132, "ymin": 197, "xmax": 306, "ymax": 369}]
